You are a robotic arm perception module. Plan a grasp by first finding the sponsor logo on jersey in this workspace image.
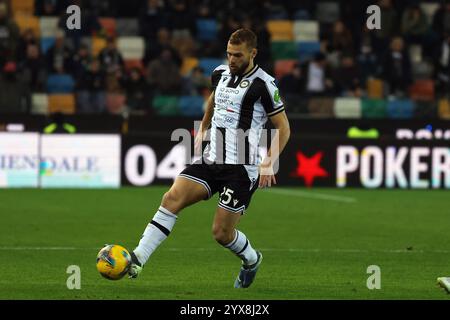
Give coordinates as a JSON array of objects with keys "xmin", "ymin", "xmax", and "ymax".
[{"xmin": 239, "ymin": 80, "xmax": 250, "ymax": 88}]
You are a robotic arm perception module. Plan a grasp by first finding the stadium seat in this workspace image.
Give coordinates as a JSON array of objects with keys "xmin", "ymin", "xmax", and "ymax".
[
  {"xmin": 438, "ymin": 99, "xmax": 450, "ymax": 120},
  {"xmin": 11, "ymin": 0, "xmax": 34, "ymax": 16},
  {"xmin": 48, "ymin": 94, "xmax": 76, "ymax": 114},
  {"xmin": 116, "ymin": 18, "xmax": 139, "ymax": 36},
  {"xmin": 178, "ymin": 96, "xmax": 205, "ymax": 116},
  {"xmin": 409, "ymin": 44, "xmax": 422, "ymax": 64},
  {"xmin": 46, "ymin": 74, "xmax": 75, "ymax": 94},
  {"xmin": 412, "ymin": 61, "xmax": 433, "ymax": 79},
  {"xmin": 293, "ymin": 9, "xmax": 311, "ymax": 20},
  {"xmin": 39, "ymin": 17, "xmax": 59, "ymax": 38},
  {"xmin": 31, "ymin": 93, "xmax": 48, "ymax": 114},
  {"xmin": 106, "ymin": 93, "xmax": 126, "ymax": 114},
  {"xmin": 92, "ymin": 37, "xmax": 106, "ymax": 57},
  {"xmin": 283, "ymin": 94, "xmax": 308, "ymax": 114},
  {"xmin": 361, "ymin": 98, "xmax": 386, "ymax": 118},
  {"xmin": 420, "ymin": 3, "xmax": 440, "ymax": 21},
  {"xmin": 316, "ymin": 2, "xmax": 340, "ymax": 24},
  {"xmin": 409, "ymin": 79, "xmax": 435, "ymax": 101},
  {"xmin": 274, "ymin": 59, "xmax": 298, "ymax": 80},
  {"xmin": 367, "ymin": 78, "xmax": 384, "ymax": 99},
  {"xmin": 196, "ymin": 19, "xmax": 218, "ymax": 41},
  {"xmin": 152, "ymin": 95, "xmax": 180, "ymax": 116},
  {"xmin": 271, "ymin": 41, "xmax": 298, "ymax": 60},
  {"xmin": 199, "ymin": 58, "xmax": 223, "ymax": 76},
  {"xmin": 14, "ymin": 14, "xmax": 40, "ymax": 36},
  {"xmin": 334, "ymin": 97, "xmax": 362, "ymax": 118},
  {"xmin": 293, "ymin": 21, "xmax": 319, "ymax": 42},
  {"xmin": 40, "ymin": 37, "xmax": 55, "ymax": 54},
  {"xmin": 181, "ymin": 57, "xmax": 199, "ymax": 76},
  {"xmin": 266, "ymin": 20, "xmax": 294, "ymax": 41},
  {"xmin": 297, "ymin": 41, "xmax": 321, "ymax": 62},
  {"xmin": 386, "ymin": 99, "xmax": 415, "ymax": 119},
  {"xmin": 80, "ymin": 37, "xmax": 92, "ymax": 52},
  {"xmin": 117, "ymin": 37, "xmax": 145, "ymax": 60},
  {"xmin": 99, "ymin": 18, "xmax": 117, "ymax": 37},
  {"xmin": 307, "ymin": 97, "xmax": 334, "ymax": 117},
  {"xmin": 124, "ymin": 59, "xmax": 144, "ymax": 72},
  {"xmin": 414, "ymin": 101, "xmax": 436, "ymax": 118}
]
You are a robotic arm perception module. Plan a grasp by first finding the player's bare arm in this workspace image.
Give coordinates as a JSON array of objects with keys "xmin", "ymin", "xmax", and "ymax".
[
  {"xmin": 194, "ymin": 91, "xmax": 215, "ymax": 154},
  {"xmin": 259, "ymin": 111, "xmax": 291, "ymax": 188}
]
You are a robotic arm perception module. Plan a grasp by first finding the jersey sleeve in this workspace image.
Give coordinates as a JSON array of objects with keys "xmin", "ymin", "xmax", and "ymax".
[
  {"xmin": 211, "ymin": 66, "xmax": 226, "ymax": 91},
  {"xmin": 260, "ymin": 79, "xmax": 285, "ymax": 117}
]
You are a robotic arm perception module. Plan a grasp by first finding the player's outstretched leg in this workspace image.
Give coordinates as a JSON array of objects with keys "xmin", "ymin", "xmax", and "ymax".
[
  {"xmin": 212, "ymin": 207, "xmax": 262, "ymax": 288},
  {"xmin": 129, "ymin": 176, "xmax": 209, "ymax": 278}
]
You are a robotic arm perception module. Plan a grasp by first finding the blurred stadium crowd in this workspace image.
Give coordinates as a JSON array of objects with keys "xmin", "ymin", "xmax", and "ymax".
[{"xmin": 0, "ymin": 0, "xmax": 449, "ymax": 118}]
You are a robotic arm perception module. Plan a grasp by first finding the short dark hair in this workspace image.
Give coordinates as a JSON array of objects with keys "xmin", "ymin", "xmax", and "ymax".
[{"xmin": 229, "ymin": 28, "xmax": 257, "ymax": 49}]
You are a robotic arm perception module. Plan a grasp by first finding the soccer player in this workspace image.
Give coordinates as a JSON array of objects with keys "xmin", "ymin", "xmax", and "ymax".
[{"xmin": 128, "ymin": 28, "xmax": 291, "ymax": 288}]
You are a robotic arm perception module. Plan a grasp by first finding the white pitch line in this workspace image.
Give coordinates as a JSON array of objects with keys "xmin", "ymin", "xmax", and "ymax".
[
  {"xmin": 0, "ymin": 247, "xmax": 78, "ymax": 250},
  {"xmin": 265, "ymin": 188, "xmax": 357, "ymax": 203},
  {"xmin": 0, "ymin": 247, "xmax": 446, "ymax": 254}
]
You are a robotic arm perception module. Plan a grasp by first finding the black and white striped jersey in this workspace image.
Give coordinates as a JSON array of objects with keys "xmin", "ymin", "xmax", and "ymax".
[{"xmin": 203, "ymin": 64, "xmax": 285, "ymax": 166}]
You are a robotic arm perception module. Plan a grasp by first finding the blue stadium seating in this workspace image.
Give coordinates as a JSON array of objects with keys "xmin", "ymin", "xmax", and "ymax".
[
  {"xmin": 297, "ymin": 41, "xmax": 321, "ymax": 62},
  {"xmin": 46, "ymin": 74, "xmax": 75, "ymax": 94},
  {"xmin": 386, "ymin": 99, "xmax": 415, "ymax": 119},
  {"xmin": 40, "ymin": 37, "xmax": 55, "ymax": 54},
  {"xmin": 293, "ymin": 10, "xmax": 311, "ymax": 20},
  {"xmin": 196, "ymin": 19, "xmax": 217, "ymax": 41},
  {"xmin": 199, "ymin": 58, "xmax": 223, "ymax": 76},
  {"xmin": 179, "ymin": 96, "xmax": 204, "ymax": 116}
]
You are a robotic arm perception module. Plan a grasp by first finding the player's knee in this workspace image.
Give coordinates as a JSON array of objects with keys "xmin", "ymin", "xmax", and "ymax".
[
  {"xmin": 212, "ymin": 226, "xmax": 234, "ymax": 245},
  {"xmin": 161, "ymin": 189, "xmax": 183, "ymax": 211}
]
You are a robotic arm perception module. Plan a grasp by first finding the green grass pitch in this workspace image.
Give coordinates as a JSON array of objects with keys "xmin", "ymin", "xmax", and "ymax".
[{"xmin": 0, "ymin": 187, "xmax": 449, "ymax": 299}]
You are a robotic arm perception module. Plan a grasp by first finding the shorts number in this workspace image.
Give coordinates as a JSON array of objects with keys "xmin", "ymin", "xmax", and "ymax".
[{"xmin": 220, "ymin": 187, "xmax": 234, "ymax": 205}]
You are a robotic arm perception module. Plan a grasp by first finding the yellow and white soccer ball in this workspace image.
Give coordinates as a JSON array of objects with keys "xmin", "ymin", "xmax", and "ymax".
[{"xmin": 96, "ymin": 244, "xmax": 132, "ymax": 280}]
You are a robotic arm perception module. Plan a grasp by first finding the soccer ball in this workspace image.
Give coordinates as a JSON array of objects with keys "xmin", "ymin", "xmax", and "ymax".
[{"xmin": 96, "ymin": 244, "xmax": 132, "ymax": 280}]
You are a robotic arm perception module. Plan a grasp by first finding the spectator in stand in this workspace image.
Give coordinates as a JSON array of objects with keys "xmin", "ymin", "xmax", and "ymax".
[
  {"xmin": 139, "ymin": 0, "xmax": 169, "ymax": 43},
  {"xmin": 120, "ymin": 67, "xmax": 152, "ymax": 113},
  {"xmin": 434, "ymin": 33, "xmax": 450, "ymax": 98},
  {"xmin": 98, "ymin": 36, "xmax": 125, "ymax": 92},
  {"xmin": 196, "ymin": 3, "xmax": 221, "ymax": 57},
  {"xmin": 431, "ymin": 3, "xmax": 450, "ymax": 40},
  {"xmin": 372, "ymin": 0, "xmax": 398, "ymax": 58},
  {"xmin": 379, "ymin": 37, "xmax": 412, "ymax": 98},
  {"xmin": 168, "ymin": 0, "xmax": 196, "ymax": 38},
  {"xmin": 0, "ymin": 2, "xmax": 19, "ymax": 68},
  {"xmin": 279, "ymin": 63, "xmax": 305, "ymax": 97},
  {"xmin": 76, "ymin": 58, "xmax": 106, "ymax": 113},
  {"xmin": 35, "ymin": 0, "xmax": 69, "ymax": 16},
  {"xmin": 147, "ymin": 48, "xmax": 182, "ymax": 95},
  {"xmin": 401, "ymin": 4, "xmax": 430, "ymax": 51},
  {"xmin": 252, "ymin": 19, "xmax": 272, "ymax": 73},
  {"xmin": 17, "ymin": 28, "xmax": 39, "ymax": 63},
  {"xmin": 0, "ymin": 62, "xmax": 30, "ymax": 113},
  {"xmin": 182, "ymin": 66, "xmax": 210, "ymax": 96},
  {"xmin": 71, "ymin": 44, "xmax": 92, "ymax": 82},
  {"xmin": 356, "ymin": 26, "xmax": 378, "ymax": 84},
  {"xmin": 18, "ymin": 42, "xmax": 47, "ymax": 92},
  {"xmin": 332, "ymin": 55, "xmax": 362, "ymax": 97},
  {"xmin": 58, "ymin": 0, "xmax": 102, "ymax": 49},
  {"xmin": 45, "ymin": 29, "xmax": 74, "ymax": 74},
  {"xmin": 329, "ymin": 20, "xmax": 354, "ymax": 57},
  {"xmin": 303, "ymin": 53, "xmax": 334, "ymax": 97},
  {"xmin": 142, "ymin": 28, "xmax": 182, "ymax": 68}
]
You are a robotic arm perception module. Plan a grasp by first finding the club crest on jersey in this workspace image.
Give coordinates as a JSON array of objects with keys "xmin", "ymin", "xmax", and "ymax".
[{"xmin": 239, "ymin": 80, "xmax": 250, "ymax": 88}]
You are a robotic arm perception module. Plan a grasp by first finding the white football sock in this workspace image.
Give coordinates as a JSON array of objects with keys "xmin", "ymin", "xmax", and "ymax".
[
  {"xmin": 223, "ymin": 230, "xmax": 258, "ymax": 266},
  {"xmin": 133, "ymin": 206, "xmax": 177, "ymax": 265}
]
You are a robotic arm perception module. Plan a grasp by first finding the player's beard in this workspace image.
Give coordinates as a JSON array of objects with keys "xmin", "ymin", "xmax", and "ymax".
[{"xmin": 230, "ymin": 60, "xmax": 250, "ymax": 76}]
